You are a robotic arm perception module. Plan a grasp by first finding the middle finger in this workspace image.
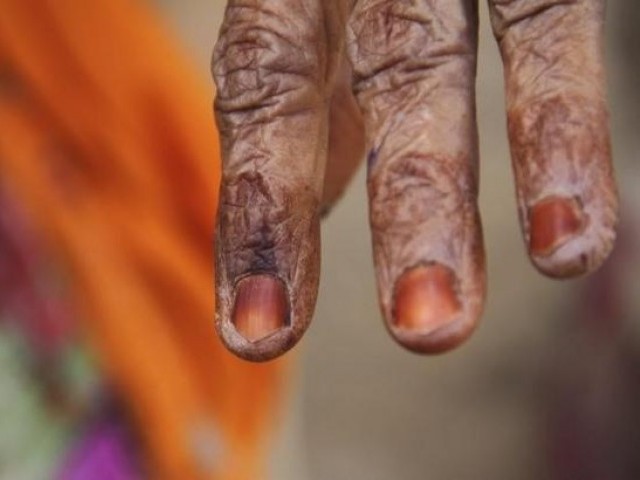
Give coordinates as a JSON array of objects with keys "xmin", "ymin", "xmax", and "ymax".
[{"xmin": 347, "ymin": 0, "xmax": 486, "ymax": 353}]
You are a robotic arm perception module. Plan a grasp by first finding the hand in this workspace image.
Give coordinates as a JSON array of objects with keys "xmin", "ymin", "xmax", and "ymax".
[{"xmin": 211, "ymin": 0, "xmax": 618, "ymax": 362}]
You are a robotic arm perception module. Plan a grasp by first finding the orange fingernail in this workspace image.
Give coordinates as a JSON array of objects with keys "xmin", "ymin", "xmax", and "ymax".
[
  {"xmin": 393, "ymin": 264, "xmax": 461, "ymax": 333},
  {"xmin": 232, "ymin": 275, "xmax": 288, "ymax": 342},
  {"xmin": 529, "ymin": 196, "xmax": 585, "ymax": 257}
]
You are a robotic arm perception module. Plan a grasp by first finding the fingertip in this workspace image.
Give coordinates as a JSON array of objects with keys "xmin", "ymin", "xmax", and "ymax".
[
  {"xmin": 529, "ymin": 234, "xmax": 616, "ymax": 280},
  {"xmin": 528, "ymin": 196, "xmax": 586, "ymax": 257},
  {"xmin": 527, "ymin": 195, "xmax": 617, "ymax": 278},
  {"xmin": 217, "ymin": 327, "xmax": 298, "ymax": 363},
  {"xmin": 389, "ymin": 310, "xmax": 478, "ymax": 355},
  {"xmin": 216, "ymin": 273, "xmax": 299, "ymax": 363},
  {"xmin": 214, "ymin": 196, "xmax": 322, "ymax": 362},
  {"xmin": 392, "ymin": 264, "xmax": 461, "ymax": 332},
  {"xmin": 232, "ymin": 274, "xmax": 289, "ymax": 343},
  {"xmin": 388, "ymin": 263, "xmax": 480, "ymax": 355},
  {"xmin": 218, "ymin": 311, "xmax": 313, "ymax": 363}
]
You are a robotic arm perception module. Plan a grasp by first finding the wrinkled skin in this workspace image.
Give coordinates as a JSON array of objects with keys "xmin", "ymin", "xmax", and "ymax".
[{"xmin": 212, "ymin": 0, "xmax": 618, "ymax": 362}]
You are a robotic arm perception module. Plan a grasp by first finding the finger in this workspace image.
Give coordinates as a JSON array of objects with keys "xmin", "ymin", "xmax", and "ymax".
[
  {"xmin": 488, "ymin": 0, "xmax": 618, "ymax": 277},
  {"xmin": 347, "ymin": 0, "xmax": 486, "ymax": 353},
  {"xmin": 321, "ymin": 55, "xmax": 366, "ymax": 215},
  {"xmin": 212, "ymin": 0, "xmax": 346, "ymax": 361}
]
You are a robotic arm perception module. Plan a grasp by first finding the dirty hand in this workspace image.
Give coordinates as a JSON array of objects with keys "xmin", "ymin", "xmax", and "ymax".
[{"xmin": 211, "ymin": 0, "xmax": 618, "ymax": 362}]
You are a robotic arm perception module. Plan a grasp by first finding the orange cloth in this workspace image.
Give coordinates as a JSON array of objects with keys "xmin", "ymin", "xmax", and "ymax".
[{"xmin": 0, "ymin": 1, "xmax": 287, "ymax": 478}]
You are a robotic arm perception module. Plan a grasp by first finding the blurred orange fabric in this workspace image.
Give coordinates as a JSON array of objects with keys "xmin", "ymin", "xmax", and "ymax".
[{"xmin": 0, "ymin": 1, "xmax": 287, "ymax": 478}]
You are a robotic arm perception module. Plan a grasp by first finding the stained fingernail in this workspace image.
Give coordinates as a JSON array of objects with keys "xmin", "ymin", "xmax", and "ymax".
[
  {"xmin": 529, "ymin": 196, "xmax": 585, "ymax": 257},
  {"xmin": 232, "ymin": 275, "xmax": 288, "ymax": 343},
  {"xmin": 392, "ymin": 264, "xmax": 461, "ymax": 333}
]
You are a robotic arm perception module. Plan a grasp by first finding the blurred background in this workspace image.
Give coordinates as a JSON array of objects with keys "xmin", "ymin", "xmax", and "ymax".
[{"xmin": 1, "ymin": 1, "xmax": 639, "ymax": 479}]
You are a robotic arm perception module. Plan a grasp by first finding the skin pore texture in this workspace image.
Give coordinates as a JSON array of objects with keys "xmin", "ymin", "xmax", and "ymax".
[{"xmin": 212, "ymin": 0, "xmax": 618, "ymax": 362}]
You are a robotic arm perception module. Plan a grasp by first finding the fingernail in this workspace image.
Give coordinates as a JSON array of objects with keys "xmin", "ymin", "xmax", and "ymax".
[
  {"xmin": 232, "ymin": 275, "xmax": 288, "ymax": 343},
  {"xmin": 392, "ymin": 264, "xmax": 461, "ymax": 333},
  {"xmin": 529, "ymin": 196, "xmax": 585, "ymax": 257}
]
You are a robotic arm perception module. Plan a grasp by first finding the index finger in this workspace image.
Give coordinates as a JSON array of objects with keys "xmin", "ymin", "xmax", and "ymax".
[{"xmin": 212, "ymin": 0, "xmax": 346, "ymax": 361}]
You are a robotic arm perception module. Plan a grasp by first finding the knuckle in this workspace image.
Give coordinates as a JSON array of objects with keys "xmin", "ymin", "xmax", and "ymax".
[
  {"xmin": 490, "ymin": 0, "xmax": 579, "ymax": 38},
  {"xmin": 491, "ymin": 0, "xmax": 604, "ymax": 111},
  {"xmin": 212, "ymin": 4, "xmax": 324, "ymax": 127},
  {"xmin": 347, "ymin": 1, "xmax": 475, "ymax": 94}
]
